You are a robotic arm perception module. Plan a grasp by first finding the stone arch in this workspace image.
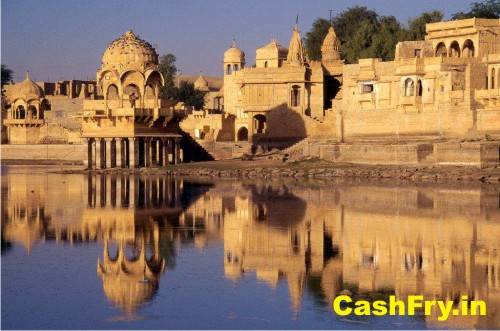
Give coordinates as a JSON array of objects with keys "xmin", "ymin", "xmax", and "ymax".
[
  {"xmin": 253, "ymin": 114, "xmax": 266, "ymax": 134},
  {"xmin": 291, "ymin": 85, "xmax": 301, "ymax": 107},
  {"xmin": 16, "ymin": 105, "xmax": 26, "ymax": 119},
  {"xmin": 106, "ymin": 84, "xmax": 119, "ymax": 100},
  {"xmin": 462, "ymin": 39, "xmax": 475, "ymax": 58},
  {"xmin": 237, "ymin": 126, "xmax": 248, "ymax": 141},
  {"xmin": 123, "ymin": 84, "xmax": 141, "ymax": 98},
  {"xmin": 27, "ymin": 104, "xmax": 37, "ymax": 119},
  {"xmin": 144, "ymin": 70, "xmax": 164, "ymax": 87},
  {"xmin": 226, "ymin": 64, "xmax": 232, "ymax": 75},
  {"xmin": 233, "ymin": 64, "xmax": 239, "ymax": 72},
  {"xmin": 435, "ymin": 42, "xmax": 447, "ymax": 57},
  {"xmin": 120, "ymin": 70, "xmax": 144, "ymax": 96},
  {"xmin": 449, "ymin": 41, "xmax": 460, "ymax": 58},
  {"xmin": 264, "ymin": 61, "xmax": 268, "ymax": 68},
  {"xmin": 404, "ymin": 78, "xmax": 415, "ymax": 96}
]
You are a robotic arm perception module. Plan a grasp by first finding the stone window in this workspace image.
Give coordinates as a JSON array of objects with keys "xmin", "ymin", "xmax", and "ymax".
[
  {"xmin": 226, "ymin": 64, "xmax": 232, "ymax": 75},
  {"xmin": 291, "ymin": 85, "xmax": 300, "ymax": 107},
  {"xmin": 361, "ymin": 83, "xmax": 374, "ymax": 93},
  {"xmin": 414, "ymin": 49, "xmax": 422, "ymax": 58},
  {"xmin": 264, "ymin": 61, "xmax": 268, "ymax": 68}
]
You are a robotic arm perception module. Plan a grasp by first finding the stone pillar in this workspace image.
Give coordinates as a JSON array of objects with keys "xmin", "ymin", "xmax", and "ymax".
[
  {"xmin": 165, "ymin": 139, "xmax": 172, "ymax": 165},
  {"xmin": 95, "ymin": 138, "xmax": 103, "ymax": 169},
  {"xmin": 129, "ymin": 176, "xmax": 136, "ymax": 207},
  {"xmin": 105, "ymin": 138, "xmax": 113, "ymax": 168},
  {"xmin": 106, "ymin": 175, "xmax": 112, "ymax": 206},
  {"xmin": 129, "ymin": 138, "xmax": 138, "ymax": 168},
  {"xmin": 116, "ymin": 176, "xmax": 122, "ymax": 207},
  {"xmin": 116, "ymin": 138, "xmax": 123, "ymax": 168},
  {"xmin": 144, "ymin": 138, "xmax": 151, "ymax": 167},
  {"xmin": 158, "ymin": 139, "xmax": 165, "ymax": 167},
  {"xmin": 174, "ymin": 139, "xmax": 180, "ymax": 164},
  {"xmin": 85, "ymin": 138, "xmax": 93, "ymax": 169}
]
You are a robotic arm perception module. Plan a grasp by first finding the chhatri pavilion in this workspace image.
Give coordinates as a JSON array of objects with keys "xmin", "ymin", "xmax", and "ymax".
[{"xmin": 81, "ymin": 30, "xmax": 182, "ymax": 169}]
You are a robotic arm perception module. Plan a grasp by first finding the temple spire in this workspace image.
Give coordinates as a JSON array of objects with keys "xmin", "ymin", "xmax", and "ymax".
[{"xmin": 285, "ymin": 23, "xmax": 307, "ymax": 66}]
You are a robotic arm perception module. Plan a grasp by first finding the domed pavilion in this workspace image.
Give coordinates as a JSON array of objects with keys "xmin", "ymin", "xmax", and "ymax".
[
  {"xmin": 82, "ymin": 30, "xmax": 182, "ymax": 169},
  {"xmin": 3, "ymin": 72, "xmax": 50, "ymax": 144}
]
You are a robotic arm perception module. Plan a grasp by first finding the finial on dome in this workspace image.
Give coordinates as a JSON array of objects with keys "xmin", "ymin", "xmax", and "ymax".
[
  {"xmin": 25, "ymin": 71, "xmax": 30, "ymax": 80},
  {"xmin": 124, "ymin": 30, "xmax": 136, "ymax": 38},
  {"xmin": 231, "ymin": 37, "xmax": 237, "ymax": 48}
]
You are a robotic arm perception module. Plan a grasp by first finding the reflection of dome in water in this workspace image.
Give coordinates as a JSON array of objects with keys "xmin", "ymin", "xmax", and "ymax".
[{"xmin": 97, "ymin": 240, "xmax": 164, "ymax": 316}]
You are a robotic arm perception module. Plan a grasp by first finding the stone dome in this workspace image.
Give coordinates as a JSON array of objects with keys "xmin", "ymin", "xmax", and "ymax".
[
  {"xmin": 194, "ymin": 75, "xmax": 209, "ymax": 91},
  {"xmin": 101, "ymin": 30, "xmax": 158, "ymax": 72},
  {"xmin": 8, "ymin": 72, "xmax": 44, "ymax": 101},
  {"xmin": 224, "ymin": 40, "xmax": 245, "ymax": 63}
]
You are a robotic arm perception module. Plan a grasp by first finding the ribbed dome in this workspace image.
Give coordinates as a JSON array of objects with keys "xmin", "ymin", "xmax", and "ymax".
[
  {"xmin": 8, "ymin": 72, "xmax": 44, "ymax": 101},
  {"xmin": 224, "ymin": 40, "xmax": 245, "ymax": 63},
  {"xmin": 101, "ymin": 30, "xmax": 158, "ymax": 72}
]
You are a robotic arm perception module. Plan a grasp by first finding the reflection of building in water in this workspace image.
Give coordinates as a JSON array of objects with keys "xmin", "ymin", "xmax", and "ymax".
[
  {"xmin": 2, "ymin": 170, "xmax": 499, "ymax": 327},
  {"xmin": 219, "ymin": 183, "xmax": 316, "ymax": 313},
  {"xmin": 210, "ymin": 182, "xmax": 500, "ymax": 327}
]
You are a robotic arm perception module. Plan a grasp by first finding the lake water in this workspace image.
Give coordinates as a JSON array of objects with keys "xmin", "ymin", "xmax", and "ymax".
[{"xmin": 1, "ymin": 166, "xmax": 499, "ymax": 330}]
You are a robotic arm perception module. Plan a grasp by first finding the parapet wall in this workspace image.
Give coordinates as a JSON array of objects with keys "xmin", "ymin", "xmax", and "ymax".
[
  {"xmin": 304, "ymin": 141, "xmax": 499, "ymax": 168},
  {"xmin": 0, "ymin": 144, "xmax": 85, "ymax": 164}
]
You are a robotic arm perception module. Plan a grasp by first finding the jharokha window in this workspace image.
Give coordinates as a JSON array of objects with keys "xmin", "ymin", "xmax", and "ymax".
[{"xmin": 291, "ymin": 85, "xmax": 300, "ymax": 107}]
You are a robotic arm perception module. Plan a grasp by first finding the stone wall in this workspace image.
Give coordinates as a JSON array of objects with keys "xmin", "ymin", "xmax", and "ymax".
[
  {"xmin": 301, "ymin": 140, "xmax": 499, "ymax": 167},
  {"xmin": 0, "ymin": 144, "xmax": 85, "ymax": 163}
]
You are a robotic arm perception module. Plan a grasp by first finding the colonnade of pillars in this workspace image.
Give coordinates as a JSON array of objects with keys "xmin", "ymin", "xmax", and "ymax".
[
  {"xmin": 87, "ymin": 175, "xmax": 183, "ymax": 209},
  {"xmin": 86, "ymin": 136, "xmax": 181, "ymax": 169}
]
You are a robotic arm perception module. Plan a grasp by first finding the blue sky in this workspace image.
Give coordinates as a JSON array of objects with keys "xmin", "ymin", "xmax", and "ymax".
[{"xmin": 2, "ymin": 0, "xmax": 476, "ymax": 82}]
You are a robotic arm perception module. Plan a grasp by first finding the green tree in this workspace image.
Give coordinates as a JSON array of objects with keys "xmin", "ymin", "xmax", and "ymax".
[
  {"xmin": 1, "ymin": 65, "xmax": 13, "ymax": 86},
  {"xmin": 452, "ymin": 0, "xmax": 500, "ymax": 19},
  {"xmin": 305, "ymin": 7, "xmax": 401, "ymax": 63},
  {"xmin": 305, "ymin": 18, "xmax": 331, "ymax": 61},
  {"xmin": 175, "ymin": 81, "xmax": 207, "ymax": 110},
  {"xmin": 370, "ymin": 16, "xmax": 403, "ymax": 61},
  {"xmin": 402, "ymin": 11, "xmax": 444, "ymax": 41},
  {"xmin": 158, "ymin": 53, "xmax": 177, "ymax": 99}
]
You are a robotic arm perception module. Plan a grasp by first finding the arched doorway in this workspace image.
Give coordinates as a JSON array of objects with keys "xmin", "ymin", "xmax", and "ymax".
[
  {"xmin": 253, "ymin": 114, "xmax": 266, "ymax": 134},
  {"xmin": 237, "ymin": 127, "xmax": 248, "ymax": 141}
]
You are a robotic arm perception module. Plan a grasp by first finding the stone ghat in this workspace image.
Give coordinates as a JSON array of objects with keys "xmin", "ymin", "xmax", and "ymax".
[{"xmin": 60, "ymin": 160, "xmax": 500, "ymax": 184}]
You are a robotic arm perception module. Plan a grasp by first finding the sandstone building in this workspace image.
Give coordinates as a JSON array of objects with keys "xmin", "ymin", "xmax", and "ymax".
[
  {"xmin": 1, "ymin": 18, "xmax": 499, "ymax": 167},
  {"xmin": 2, "ymin": 74, "xmax": 94, "ymax": 144},
  {"xmin": 181, "ymin": 18, "xmax": 500, "ymax": 165}
]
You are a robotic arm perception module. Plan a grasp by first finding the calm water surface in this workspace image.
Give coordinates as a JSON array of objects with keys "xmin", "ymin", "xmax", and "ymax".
[{"xmin": 1, "ymin": 166, "xmax": 499, "ymax": 329}]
